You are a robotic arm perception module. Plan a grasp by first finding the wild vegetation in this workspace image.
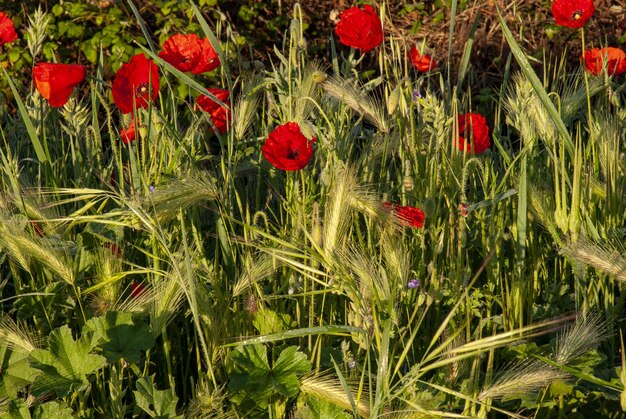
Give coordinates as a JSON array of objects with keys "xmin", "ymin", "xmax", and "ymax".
[{"xmin": 0, "ymin": 0, "xmax": 626, "ymax": 418}]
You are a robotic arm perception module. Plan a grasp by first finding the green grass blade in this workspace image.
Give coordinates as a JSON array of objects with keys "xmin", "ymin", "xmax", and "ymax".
[
  {"xmin": 126, "ymin": 0, "xmax": 157, "ymax": 53},
  {"xmin": 221, "ymin": 326, "xmax": 364, "ymax": 347},
  {"xmin": 1, "ymin": 67, "xmax": 47, "ymax": 164},
  {"xmin": 496, "ymin": 8, "xmax": 574, "ymax": 157},
  {"xmin": 446, "ymin": 0, "xmax": 458, "ymax": 85},
  {"xmin": 188, "ymin": 0, "xmax": 232, "ymax": 91},
  {"xmin": 331, "ymin": 355, "xmax": 360, "ymax": 417},
  {"xmin": 456, "ymin": 11, "xmax": 480, "ymax": 89}
]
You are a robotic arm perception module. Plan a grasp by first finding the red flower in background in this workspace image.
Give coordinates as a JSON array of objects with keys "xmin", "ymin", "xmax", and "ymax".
[
  {"xmin": 112, "ymin": 53, "xmax": 160, "ymax": 114},
  {"xmin": 120, "ymin": 116, "xmax": 140, "ymax": 144},
  {"xmin": 159, "ymin": 34, "xmax": 219, "ymax": 75},
  {"xmin": 195, "ymin": 88, "xmax": 230, "ymax": 134},
  {"xmin": 409, "ymin": 46, "xmax": 436, "ymax": 72},
  {"xmin": 262, "ymin": 122, "xmax": 316, "ymax": 171},
  {"xmin": 130, "ymin": 282, "xmax": 147, "ymax": 299},
  {"xmin": 383, "ymin": 202, "xmax": 425, "ymax": 228},
  {"xmin": 0, "ymin": 12, "xmax": 17, "ymax": 46},
  {"xmin": 582, "ymin": 47, "xmax": 626, "ymax": 76},
  {"xmin": 334, "ymin": 5, "xmax": 383, "ymax": 53},
  {"xmin": 457, "ymin": 112, "xmax": 490, "ymax": 154},
  {"xmin": 551, "ymin": 0, "xmax": 594, "ymax": 28},
  {"xmin": 33, "ymin": 63, "xmax": 86, "ymax": 107}
]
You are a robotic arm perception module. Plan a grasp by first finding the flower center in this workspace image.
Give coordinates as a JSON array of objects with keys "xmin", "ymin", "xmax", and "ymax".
[
  {"xmin": 571, "ymin": 10, "xmax": 582, "ymax": 20},
  {"xmin": 287, "ymin": 149, "xmax": 300, "ymax": 159},
  {"xmin": 136, "ymin": 82, "xmax": 149, "ymax": 96}
]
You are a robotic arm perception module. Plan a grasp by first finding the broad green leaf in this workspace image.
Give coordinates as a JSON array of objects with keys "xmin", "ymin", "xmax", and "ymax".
[
  {"xmin": 0, "ymin": 345, "xmax": 40, "ymax": 399},
  {"xmin": 134, "ymin": 376, "xmax": 182, "ymax": 419},
  {"xmin": 33, "ymin": 401, "xmax": 76, "ymax": 419},
  {"xmin": 252, "ymin": 307, "xmax": 291, "ymax": 335},
  {"xmin": 271, "ymin": 346, "xmax": 312, "ymax": 397},
  {"xmin": 83, "ymin": 311, "xmax": 155, "ymax": 363},
  {"xmin": 4, "ymin": 399, "xmax": 31, "ymax": 419},
  {"xmin": 228, "ymin": 344, "xmax": 311, "ymax": 408},
  {"xmin": 304, "ymin": 395, "xmax": 352, "ymax": 419},
  {"xmin": 29, "ymin": 325, "xmax": 106, "ymax": 397}
]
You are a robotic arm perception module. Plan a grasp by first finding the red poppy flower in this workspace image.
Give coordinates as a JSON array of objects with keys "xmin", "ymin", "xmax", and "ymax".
[
  {"xmin": 334, "ymin": 5, "xmax": 383, "ymax": 53},
  {"xmin": 158, "ymin": 33, "xmax": 219, "ymax": 75},
  {"xmin": 130, "ymin": 282, "xmax": 147, "ymax": 299},
  {"xmin": 383, "ymin": 202, "xmax": 425, "ymax": 228},
  {"xmin": 120, "ymin": 116, "xmax": 140, "ymax": 144},
  {"xmin": 409, "ymin": 46, "xmax": 436, "ymax": 72},
  {"xmin": 195, "ymin": 88, "xmax": 230, "ymax": 134},
  {"xmin": 0, "ymin": 11, "xmax": 17, "ymax": 46},
  {"xmin": 582, "ymin": 47, "xmax": 626, "ymax": 76},
  {"xmin": 112, "ymin": 53, "xmax": 160, "ymax": 114},
  {"xmin": 457, "ymin": 112, "xmax": 490, "ymax": 154},
  {"xmin": 33, "ymin": 63, "xmax": 86, "ymax": 107},
  {"xmin": 104, "ymin": 243, "xmax": 122, "ymax": 258},
  {"xmin": 459, "ymin": 203, "xmax": 469, "ymax": 217},
  {"xmin": 551, "ymin": 0, "xmax": 594, "ymax": 29},
  {"xmin": 262, "ymin": 122, "xmax": 316, "ymax": 171}
]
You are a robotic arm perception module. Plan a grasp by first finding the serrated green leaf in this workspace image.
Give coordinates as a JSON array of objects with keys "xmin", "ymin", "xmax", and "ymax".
[
  {"xmin": 4, "ymin": 399, "xmax": 31, "ymax": 419},
  {"xmin": 0, "ymin": 345, "xmax": 41, "ymax": 399},
  {"xmin": 304, "ymin": 395, "xmax": 352, "ymax": 418},
  {"xmin": 29, "ymin": 325, "xmax": 106, "ymax": 397},
  {"xmin": 228, "ymin": 344, "xmax": 311, "ymax": 408},
  {"xmin": 83, "ymin": 311, "xmax": 155, "ymax": 364},
  {"xmin": 33, "ymin": 401, "xmax": 76, "ymax": 419},
  {"xmin": 134, "ymin": 376, "xmax": 181, "ymax": 419}
]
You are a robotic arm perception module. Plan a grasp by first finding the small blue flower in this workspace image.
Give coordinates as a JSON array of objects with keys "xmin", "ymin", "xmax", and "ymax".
[
  {"xmin": 408, "ymin": 278, "xmax": 420, "ymax": 289},
  {"xmin": 149, "ymin": 185, "xmax": 155, "ymax": 193},
  {"xmin": 412, "ymin": 89, "xmax": 421, "ymax": 101},
  {"xmin": 347, "ymin": 359, "xmax": 356, "ymax": 369}
]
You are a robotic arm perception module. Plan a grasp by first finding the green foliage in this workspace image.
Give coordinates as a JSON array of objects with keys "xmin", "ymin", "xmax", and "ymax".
[
  {"xmin": 227, "ymin": 345, "xmax": 311, "ymax": 410},
  {"xmin": 83, "ymin": 311, "xmax": 155, "ymax": 363},
  {"xmin": 0, "ymin": 0, "xmax": 625, "ymax": 417},
  {"xmin": 134, "ymin": 376, "xmax": 182, "ymax": 419},
  {"xmin": 29, "ymin": 325, "xmax": 107, "ymax": 397}
]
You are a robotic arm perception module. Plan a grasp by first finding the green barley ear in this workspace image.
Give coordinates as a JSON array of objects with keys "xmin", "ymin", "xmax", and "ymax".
[
  {"xmin": 414, "ymin": 90, "xmax": 450, "ymax": 152},
  {"xmin": 233, "ymin": 73, "xmax": 262, "ymax": 140},
  {"xmin": 0, "ymin": 316, "xmax": 41, "ymax": 353},
  {"xmin": 300, "ymin": 374, "xmax": 370, "ymax": 418},
  {"xmin": 0, "ymin": 213, "xmax": 75, "ymax": 285},
  {"xmin": 553, "ymin": 312, "xmax": 609, "ymax": 364},
  {"xmin": 527, "ymin": 184, "xmax": 561, "ymax": 242},
  {"xmin": 149, "ymin": 279, "xmax": 184, "ymax": 339},
  {"xmin": 560, "ymin": 239, "xmax": 626, "ymax": 284},
  {"xmin": 143, "ymin": 171, "xmax": 220, "ymax": 223},
  {"xmin": 293, "ymin": 61, "xmax": 323, "ymax": 122},
  {"xmin": 320, "ymin": 75, "xmax": 388, "ymax": 133},
  {"xmin": 60, "ymin": 98, "xmax": 91, "ymax": 138},
  {"xmin": 503, "ymin": 72, "xmax": 556, "ymax": 148},
  {"xmin": 592, "ymin": 114, "xmax": 622, "ymax": 182},
  {"xmin": 186, "ymin": 380, "xmax": 232, "ymax": 419},
  {"xmin": 322, "ymin": 166, "xmax": 382, "ymax": 255},
  {"xmin": 558, "ymin": 70, "xmax": 605, "ymax": 125},
  {"xmin": 232, "ymin": 252, "xmax": 282, "ymax": 297},
  {"xmin": 25, "ymin": 8, "xmax": 50, "ymax": 59},
  {"xmin": 478, "ymin": 358, "xmax": 567, "ymax": 401}
]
